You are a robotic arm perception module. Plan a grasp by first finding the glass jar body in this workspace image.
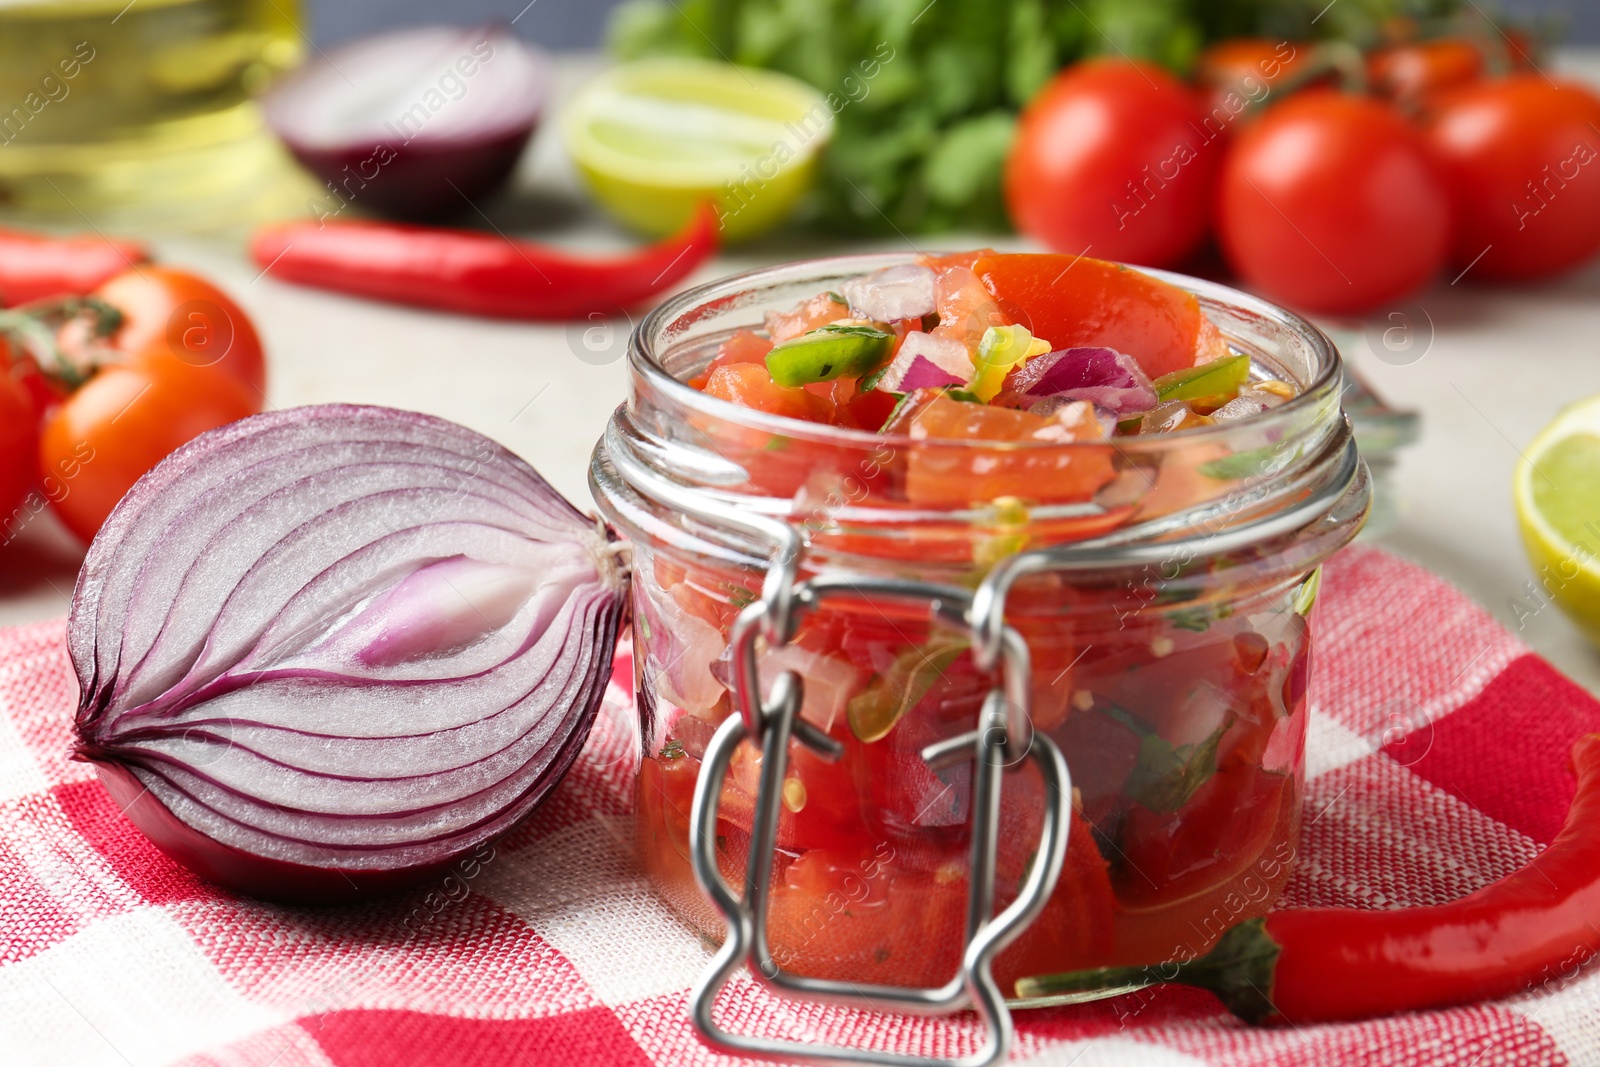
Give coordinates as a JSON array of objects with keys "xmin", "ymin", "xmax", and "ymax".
[
  {"xmin": 592, "ymin": 253, "xmax": 1366, "ymax": 997},
  {"xmin": 623, "ymin": 536, "xmax": 1314, "ymax": 990}
]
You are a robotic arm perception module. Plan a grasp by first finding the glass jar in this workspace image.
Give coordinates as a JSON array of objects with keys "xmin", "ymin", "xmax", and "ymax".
[{"xmin": 591, "ymin": 254, "xmax": 1369, "ymax": 1002}]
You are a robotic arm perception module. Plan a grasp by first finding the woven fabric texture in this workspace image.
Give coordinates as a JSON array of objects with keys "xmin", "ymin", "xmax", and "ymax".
[{"xmin": 3, "ymin": 544, "xmax": 1599, "ymax": 1066}]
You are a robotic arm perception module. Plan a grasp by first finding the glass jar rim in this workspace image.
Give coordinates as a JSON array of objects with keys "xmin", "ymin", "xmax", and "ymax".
[
  {"xmin": 629, "ymin": 251, "xmax": 1343, "ymax": 453},
  {"xmin": 600, "ymin": 251, "xmax": 1368, "ymax": 582}
]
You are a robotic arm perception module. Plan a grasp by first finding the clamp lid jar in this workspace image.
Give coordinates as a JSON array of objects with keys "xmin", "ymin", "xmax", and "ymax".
[{"xmin": 591, "ymin": 253, "xmax": 1369, "ymax": 1065}]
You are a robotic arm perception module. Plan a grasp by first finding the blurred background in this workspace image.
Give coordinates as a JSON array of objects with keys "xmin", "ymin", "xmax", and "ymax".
[
  {"xmin": 302, "ymin": 0, "xmax": 1599, "ymax": 48},
  {"xmin": 3, "ymin": 0, "xmax": 1600, "ymax": 692}
]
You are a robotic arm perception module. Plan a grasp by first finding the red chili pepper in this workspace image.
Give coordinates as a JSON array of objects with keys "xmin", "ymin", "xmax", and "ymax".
[
  {"xmin": 0, "ymin": 228, "xmax": 149, "ymax": 308},
  {"xmin": 250, "ymin": 204, "xmax": 718, "ymax": 321},
  {"xmin": 1017, "ymin": 732, "xmax": 1600, "ymax": 1023}
]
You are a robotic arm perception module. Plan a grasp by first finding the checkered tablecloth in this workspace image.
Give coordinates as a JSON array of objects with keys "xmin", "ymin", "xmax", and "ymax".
[{"xmin": 3, "ymin": 544, "xmax": 1600, "ymax": 1066}]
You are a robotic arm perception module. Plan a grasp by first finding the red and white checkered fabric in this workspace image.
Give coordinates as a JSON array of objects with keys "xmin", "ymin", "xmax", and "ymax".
[{"xmin": 4, "ymin": 544, "xmax": 1600, "ymax": 1066}]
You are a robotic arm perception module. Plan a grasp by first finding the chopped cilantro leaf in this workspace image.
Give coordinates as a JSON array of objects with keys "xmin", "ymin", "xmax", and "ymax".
[{"xmin": 1106, "ymin": 705, "xmax": 1230, "ymax": 814}]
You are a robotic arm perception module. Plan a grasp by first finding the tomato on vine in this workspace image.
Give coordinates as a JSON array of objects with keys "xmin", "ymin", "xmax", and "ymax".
[
  {"xmin": 39, "ymin": 349, "xmax": 258, "ymax": 543},
  {"xmin": 1215, "ymin": 91, "xmax": 1450, "ymax": 314},
  {"xmin": 1367, "ymin": 38, "xmax": 1485, "ymax": 104},
  {"xmin": 0, "ymin": 351, "xmax": 37, "ymax": 537},
  {"xmin": 1194, "ymin": 38, "xmax": 1314, "ymax": 115},
  {"xmin": 1005, "ymin": 59, "xmax": 1221, "ymax": 269},
  {"xmin": 1423, "ymin": 75, "xmax": 1600, "ymax": 282},
  {"xmin": 0, "ymin": 266, "xmax": 267, "ymax": 545},
  {"xmin": 62, "ymin": 267, "xmax": 267, "ymax": 398}
]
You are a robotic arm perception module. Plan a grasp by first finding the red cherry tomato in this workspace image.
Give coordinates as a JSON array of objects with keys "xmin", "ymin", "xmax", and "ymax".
[
  {"xmin": 0, "ymin": 355, "xmax": 37, "ymax": 535},
  {"xmin": 1423, "ymin": 75, "xmax": 1600, "ymax": 282},
  {"xmin": 1216, "ymin": 91, "xmax": 1449, "ymax": 314},
  {"xmin": 75, "ymin": 267, "xmax": 267, "ymax": 397},
  {"xmin": 1005, "ymin": 59, "xmax": 1222, "ymax": 269},
  {"xmin": 38, "ymin": 349, "xmax": 259, "ymax": 543},
  {"xmin": 1194, "ymin": 38, "xmax": 1315, "ymax": 116},
  {"xmin": 1367, "ymin": 38, "xmax": 1484, "ymax": 104}
]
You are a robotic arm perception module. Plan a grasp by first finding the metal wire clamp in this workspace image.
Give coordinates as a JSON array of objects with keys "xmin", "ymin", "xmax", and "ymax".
[{"xmin": 686, "ymin": 567, "xmax": 1073, "ymax": 1066}]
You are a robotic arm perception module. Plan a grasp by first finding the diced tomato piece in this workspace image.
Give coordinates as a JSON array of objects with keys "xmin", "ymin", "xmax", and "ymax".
[
  {"xmin": 694, "ymin": 364, "xmax": 844, "ymax": 495},
  {"xmin": 703, "ymin": 362, "xmax": 834, "ymax": 423},
  {"xmin": 638, "ymin": 753, "xmax": 753, "ymax": 934},
  {"xmin": 1114, "ymin": 762, "xmax": 1289, "ymax": 910},
  {"xmin": 670, "ymin": 577, "xmax": 731, "ymax": 630},
  {"xmin": 886, "ymin": 392, "xmax": 1116, "ymax": 507},
  {"xmin": 765, "ymin": 291, "xmax": 849, "ymax": 343},
  {"xmin": 929, "ymin": 266, "xmax": 1006, "ymax": 351},
  {"xmin": 974, "ymin": 253, "xmax": 1230, "ymax": 379},
  {"xmin": 766, "ymin": 847, "xmax": 965, "ymax": 987},
  {"xmin": 796, "ymin": 376, "xmax": 901, "ymax": 432},
  {"xmin": 802, "ymin": 377, "xmax": 848, "ymax": 405},
  {"xmin": 918, "ymin": 248, "xmax": 996, "ymax": 271},
  {"xmin": 690, "ymin": 328, "xmax": 773, "ymax": 388},
  {"xmin": 782, "ymin": 737, "xmax": 874, "ymax": 852},
  {"xmin": 859, "ymin": 656, "xmax": 991, "ymax": 841},
  {"xmin": 993, "ymin": 813, "xmax": 1117, "ymax": 991},
  {"xmin": 840, "ymin": 386, "xmax": 900, "ymax": 431}
]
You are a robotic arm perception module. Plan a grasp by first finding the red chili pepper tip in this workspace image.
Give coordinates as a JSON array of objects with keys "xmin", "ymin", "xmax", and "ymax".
[
  {"xmin": 1017, "ymin": 732, "xmax": 1600, "ymax": 1025},
  {"xmin": 249, "ymin": 203, "xmax": 719, "ymax": 322}
]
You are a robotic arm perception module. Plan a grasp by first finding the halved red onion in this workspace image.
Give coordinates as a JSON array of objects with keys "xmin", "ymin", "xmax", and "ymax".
[
  {"xmin": 841, "ymin": 264, "xmax": 937, "ymax": 322},
  {"xmin": 264, "ymin": 25, "xmax": 548, "ymax": 219},
  {"xmin": 875, "ymin": 332, "xmax": 973, "ymax": 392},
  {"xmin": 999, "ymin": 346, "xmax": 1157, "ymax": 415},
  {"xmin": 70, "ymin": 405, "xmax": 626, "ymax": 903}
]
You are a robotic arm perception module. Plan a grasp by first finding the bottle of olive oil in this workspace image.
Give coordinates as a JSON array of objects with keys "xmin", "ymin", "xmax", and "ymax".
[{"xmin": 0, "ymin": 0, "xmax": 309, "ymax": 230}]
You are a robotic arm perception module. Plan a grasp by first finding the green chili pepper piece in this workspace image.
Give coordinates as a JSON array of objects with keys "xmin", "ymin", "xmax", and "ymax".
[
  {"xmin": 1152, "ymin": 354, "xmax": 1251, "ymax": 402},
  {"xmin": 1293, "ymin": 566, "xmax": 1322, "ymax": 616},
  {"xmin": 972, "ymin": 324, "xmax": 1051, "ymax": 402},
  {"xmin": 847, "ymin": 636, "xmax": 969, "ymax": 742},
  {"xmin": 766, "ymin": 323, "xmax": 894, "ymax": 387}
]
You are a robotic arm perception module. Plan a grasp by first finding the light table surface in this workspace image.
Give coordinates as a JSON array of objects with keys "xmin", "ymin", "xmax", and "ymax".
[{"xmin": 4, "ymin": 51, "xmax": 1600, "ymax": 703}]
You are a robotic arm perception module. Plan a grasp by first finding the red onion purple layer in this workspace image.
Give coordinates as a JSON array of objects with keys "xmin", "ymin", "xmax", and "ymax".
[{"xmin": 70, "ymin": 405, "xmax": 626, "ymax": 901}]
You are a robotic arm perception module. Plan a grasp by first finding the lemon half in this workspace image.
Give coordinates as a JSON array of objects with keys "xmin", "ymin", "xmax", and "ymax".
[
  {"xmin": 563, "ymin": 58, "xmax": 833, "ymax": 242},
  {"xmin": 1514, "ymin": 394, "xmax": 1600, "ymax": 646}
]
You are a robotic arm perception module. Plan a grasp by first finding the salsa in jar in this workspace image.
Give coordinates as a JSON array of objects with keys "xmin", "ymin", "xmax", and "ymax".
[{"xmin": 592, "ymin": 251, "xmax": 1368, "ymax": 998}]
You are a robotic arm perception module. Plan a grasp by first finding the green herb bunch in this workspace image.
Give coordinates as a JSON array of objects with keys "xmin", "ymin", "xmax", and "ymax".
[{"xmin": 608, "ymin": 0, "xmax": 1477, "ymax": 234}]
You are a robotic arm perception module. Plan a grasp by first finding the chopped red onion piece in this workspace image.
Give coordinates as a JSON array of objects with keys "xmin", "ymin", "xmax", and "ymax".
[
  {"xmin": 875, "ymin": 332, "xmax": 973, "ymax": 392},
  {"xmin": 637, "ymin": 556, "xmax": 726, "ymax": 713},
  {"xmin": 70, "ymin": 405, "xmax": 626, "ymax": 903},
  {"xmin": 758, "ymin": 645, "xmax": 865, "ymax": 734},
  {"xmin": 1001, "ymin": 346, "xmax": 1157, "ymax": 415},
  {"xmin": 840, "ymin": 264, "xmax": 937, "ymax": 322}
]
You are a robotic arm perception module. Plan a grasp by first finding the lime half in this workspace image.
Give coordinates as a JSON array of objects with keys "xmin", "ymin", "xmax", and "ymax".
[
  {"xmin": 1514, "ymin": 395, "xmax": 1600, "ymax": 646},
  {"xmin": 563, "ymin": 59, "xmax": 832, "ymax": 241}
]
